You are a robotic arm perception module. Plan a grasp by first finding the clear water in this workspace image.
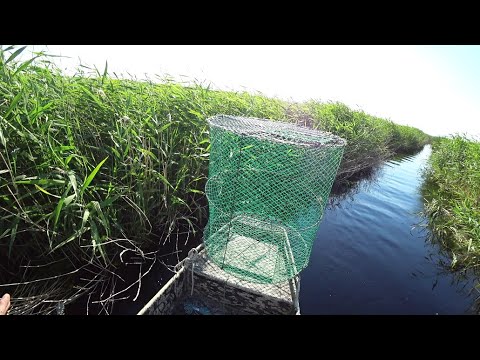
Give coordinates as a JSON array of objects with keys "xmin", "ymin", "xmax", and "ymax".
[{"xmin": 301, "ymin": 145, "xmax": 478, "ymax": 315}]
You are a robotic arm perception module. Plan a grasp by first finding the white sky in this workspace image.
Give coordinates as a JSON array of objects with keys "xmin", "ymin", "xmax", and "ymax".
[{"xmin": 26, "ymin": 45, "xmax": 480, "ymax": 137}]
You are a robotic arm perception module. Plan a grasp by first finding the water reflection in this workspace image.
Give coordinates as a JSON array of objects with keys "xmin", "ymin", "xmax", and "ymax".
[{"xmin": 301, "ymin": 145, "xmax": 478, "ymax": 314}]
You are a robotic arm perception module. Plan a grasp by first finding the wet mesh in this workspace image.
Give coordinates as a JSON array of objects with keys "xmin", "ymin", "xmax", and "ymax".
[{"xmin": 204, "ymin": 115, "xmax": 346, "ymax": 284}]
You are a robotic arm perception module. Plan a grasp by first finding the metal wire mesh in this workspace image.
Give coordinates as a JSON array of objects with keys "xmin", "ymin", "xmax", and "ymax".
[{"xmin": 204, "ymin": 115, "xmax": 346, "ymax": 284}]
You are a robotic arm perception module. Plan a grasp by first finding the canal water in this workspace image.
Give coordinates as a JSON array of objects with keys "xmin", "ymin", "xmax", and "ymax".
[{"xmin": 300, "ymin": 145, "xmax": 477, "ymax": 314}]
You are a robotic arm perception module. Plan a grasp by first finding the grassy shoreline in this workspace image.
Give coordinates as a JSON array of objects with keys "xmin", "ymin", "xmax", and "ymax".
[
  {"xmin": 0, "ymin": 47, "xmax": 430, "ymax": 314},
  {"xmin": 422, "ymin": 136, "xmax": 480, "ymax": 274}
]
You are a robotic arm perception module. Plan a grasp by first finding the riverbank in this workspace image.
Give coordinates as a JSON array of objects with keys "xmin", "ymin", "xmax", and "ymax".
[
  {"xmin": 422, "ymin": 136, "xmax": 480, "ymax": 275},
  {"xmin": 0, "ymin": 46, "xmax": 430, "ymax": 314}
]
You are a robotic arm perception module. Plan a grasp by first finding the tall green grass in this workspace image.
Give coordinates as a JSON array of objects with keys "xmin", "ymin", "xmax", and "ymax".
[
  {"xmin": 422, "ymin": 136, "xmax": 480, "ymax": 273},
  {"xmin": 303, "ymin": 101, "xmax": 430, "ymax": 186},
  {"xmin": 0, "ymin": 46, "xmax": 431, "ymax": 314}
]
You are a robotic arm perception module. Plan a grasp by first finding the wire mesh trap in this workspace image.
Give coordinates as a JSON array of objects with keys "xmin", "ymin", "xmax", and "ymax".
[{"xmin": 204, "ymin": 115, "xmax": 346, "ymax": 284}]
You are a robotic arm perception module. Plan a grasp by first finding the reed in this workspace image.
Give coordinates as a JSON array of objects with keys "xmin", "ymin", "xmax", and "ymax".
[{"xmin": 422, "ymin": 135, "xmax": 480, "ymax": 273}]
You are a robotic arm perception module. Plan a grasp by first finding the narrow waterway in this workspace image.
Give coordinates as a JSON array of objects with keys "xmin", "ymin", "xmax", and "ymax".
[{"xmin": 300, "ymin": 145, "xmax": 477, "ymax": 314}]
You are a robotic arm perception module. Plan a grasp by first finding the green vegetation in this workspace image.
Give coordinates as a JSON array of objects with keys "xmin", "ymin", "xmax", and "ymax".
[
  {"xmin": 423, "ymin": 136, "xmax": 480, "ymax": 272},
  {"xmin": 0, "ymin": 46, "xmax": 430, "ymax": 314},
  {"xmin": 303, "ymin": 101, "xmax": 430, "ymax": 185}
]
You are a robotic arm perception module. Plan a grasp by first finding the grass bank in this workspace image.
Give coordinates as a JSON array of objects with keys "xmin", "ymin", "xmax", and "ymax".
[
  {"xmin": 422, "ymin": 136, "xmax": 480, "ymax": 273},
  {"xmin": 0, "ymin": 46, "xmax": 430, "ymax": 314}
]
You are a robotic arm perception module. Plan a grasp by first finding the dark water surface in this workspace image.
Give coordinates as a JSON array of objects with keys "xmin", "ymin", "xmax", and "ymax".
[{"xmin": 300, "ymin": 145, "xmax": 477, "ymax": 314}]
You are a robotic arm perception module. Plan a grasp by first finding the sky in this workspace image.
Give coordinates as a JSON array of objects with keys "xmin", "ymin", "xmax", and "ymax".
[{"xmin": 24, "ymin": 45, "xmax": 480, "ymax": 138}]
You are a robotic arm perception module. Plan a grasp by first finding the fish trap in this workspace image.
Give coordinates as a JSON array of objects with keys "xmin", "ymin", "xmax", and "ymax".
[{"xmin": 204, "ymin": 115, "xmax": 346, "ymax": 284}]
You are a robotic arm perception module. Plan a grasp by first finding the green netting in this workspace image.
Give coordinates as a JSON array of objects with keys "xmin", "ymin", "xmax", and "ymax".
[{"xmin": 204, "ymin": 115, "xmax": 346, "ymax": 284}]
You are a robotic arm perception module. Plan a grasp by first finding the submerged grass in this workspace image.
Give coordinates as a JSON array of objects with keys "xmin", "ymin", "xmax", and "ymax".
[
  {"xmin": 0, "ymin": 46, "xmax": 431, "ymax": 314},
  {"xmin": 422, "ymin": 136, "xmax": 480, "ymax": 274}
]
